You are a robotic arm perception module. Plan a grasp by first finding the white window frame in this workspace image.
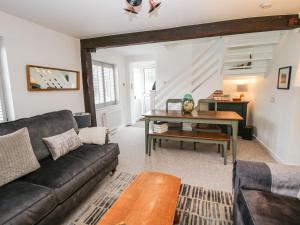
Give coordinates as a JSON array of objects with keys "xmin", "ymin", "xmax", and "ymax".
[
  {"xmin": 92, "ymin": 60, "xmax": 117, "ymax": 108},
  {"xmin": 0, "ymin": 45, "xmax": 8, "ymax": 123}
]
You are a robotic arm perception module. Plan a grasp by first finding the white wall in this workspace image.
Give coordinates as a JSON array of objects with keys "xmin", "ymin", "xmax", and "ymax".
[
  {"xmin": 92, "ymin": 49, "xmax": 130, "ymax": 127},
  {"xmin": 154, "ymin": 39, "xmax": 223, "ymax": 109},
  {"xmin": 252, "ymin": 30, "xmax": 300, "ymax": 164},
  {"xmin": 0, "ymin": 11, "xmax": 84, "ymax": 119}
]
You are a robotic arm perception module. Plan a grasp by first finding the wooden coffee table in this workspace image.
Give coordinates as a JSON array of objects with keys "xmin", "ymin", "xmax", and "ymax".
[{"xmin": 98, "ymin": 172, "xmax": 181, "ymax": 225}]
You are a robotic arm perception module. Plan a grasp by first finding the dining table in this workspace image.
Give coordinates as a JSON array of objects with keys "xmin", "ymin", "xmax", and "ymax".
[{"xmin": 143, "ymin": 109, "xmax": 243, "ymax": 162}]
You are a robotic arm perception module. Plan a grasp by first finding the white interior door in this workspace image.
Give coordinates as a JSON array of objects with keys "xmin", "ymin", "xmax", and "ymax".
[
  {"xmin": 143, "ymin": 67, "xmax": 156, "ymax": 113},
  {"xmin": 132, "ymin": 67, "xmax": 144, "ymax": 123}
]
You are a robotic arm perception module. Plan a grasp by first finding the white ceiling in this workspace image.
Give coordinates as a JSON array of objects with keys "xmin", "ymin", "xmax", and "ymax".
[{"xmin": 0, "ymin": 0, "xmax": 299, "ymax": 39}]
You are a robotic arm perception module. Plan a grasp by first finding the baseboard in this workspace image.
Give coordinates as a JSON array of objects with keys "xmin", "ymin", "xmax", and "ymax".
[{"xmin": 253, "ymin": 135, "xmax": 284, "ymax": 164}]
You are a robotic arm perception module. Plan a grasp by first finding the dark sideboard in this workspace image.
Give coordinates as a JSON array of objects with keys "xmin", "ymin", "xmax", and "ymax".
[{"xmin": 209, "ymin": 101, "xmax": 249, "ymax": 136}]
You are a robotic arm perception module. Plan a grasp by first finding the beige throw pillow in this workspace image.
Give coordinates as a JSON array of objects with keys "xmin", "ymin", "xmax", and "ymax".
[
  {"xmin": 78, "ymin": 127, "xmax": 108, "ymax": 145},
  {"xmin": 0, "ymin": 128, "xmax": 40, "ymax": 187},
  {"xmin": 43, "ymin": 129, "xmax": 82, "ymax": 160}
]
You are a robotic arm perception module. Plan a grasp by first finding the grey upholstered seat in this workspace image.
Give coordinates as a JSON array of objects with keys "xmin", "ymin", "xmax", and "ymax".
[
  {"xmin": 69, "ymin": 143, "xmax": 120, "ymax": 174},
  {"xmin": 22, "ymin": 154, "xmax": 94, "ymax": 203},
  {"xmin": 0, "ymin": 180, "xmax": 57, "ymax": 225}
]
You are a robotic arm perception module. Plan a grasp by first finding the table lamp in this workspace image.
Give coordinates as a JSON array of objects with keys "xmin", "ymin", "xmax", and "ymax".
[{"xmin": 236, "ymin": 84, "xmax": 249, "ymax": 100}]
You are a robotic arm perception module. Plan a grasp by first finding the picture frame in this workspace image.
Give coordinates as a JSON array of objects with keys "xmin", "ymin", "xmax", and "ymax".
[
  {"xmin": 26, "ymin": 65, "xmax": 80, "ymax": 91},
  {"xmin": 277, "ymin": 66, "xmax": 292, "ymax": 90}
]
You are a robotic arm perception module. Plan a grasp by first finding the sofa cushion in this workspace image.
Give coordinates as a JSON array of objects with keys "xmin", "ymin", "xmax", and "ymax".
[
  {"xmin": 0, "ymin": 180, "xmax": 57, "ymax": 225},
  {"xmin": 23, "ymin": 155, "xmax": 93, "ymax": 203},
  {"xmin": 0, "ymin": 110, "xmax": 78, "ymax": 161},
  {"xmin": 43, "ymin": 129, "xmax": 82, "ymax": 160},
  {"xmin": 237, "ymin": 189, "xmax": 300, "ymax": 225},
  {"xmin": 69, "ymin": 143, "xmax": 120, "ymax": 175},
  {"xmin": 0, "ymin": 128, "xmax": 40, "ymax": 187}
]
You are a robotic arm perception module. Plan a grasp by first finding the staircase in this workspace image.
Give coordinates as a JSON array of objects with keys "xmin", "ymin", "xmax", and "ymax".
[
  {"xmin": 222, "ymin": 31, "xmax": 284, "ymax": 76},
  {"xmin": 155, "ymin": 38, "xmax": 224, "ymax": 109},
  {"xmin": 153, "ymin": 31, "xmax": 285, "ymax": 110}
]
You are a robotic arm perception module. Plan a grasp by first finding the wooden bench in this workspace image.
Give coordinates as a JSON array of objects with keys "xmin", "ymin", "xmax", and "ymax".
[
  {"xmin": 97, "ymin": 172, "xmax": 181, "ymax": 225},
  {"xmin": 148, "ymin": 130, "xmax": 230, "ymax": 165}
]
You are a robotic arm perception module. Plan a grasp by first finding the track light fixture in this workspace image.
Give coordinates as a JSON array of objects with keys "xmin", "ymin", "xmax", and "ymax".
[{"xmin": 124, "ymin": 0, "xmax": 161, "ymax": 14}]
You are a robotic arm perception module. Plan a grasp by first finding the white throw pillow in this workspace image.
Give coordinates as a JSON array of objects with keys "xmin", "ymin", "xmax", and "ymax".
[
  {"xmin": 0, "ymin": 128, "xmax": 40, "ymax": 187},
  {"xmin": 43, "ymin": 129, "xmax": 82, "ymax": 160},
  {"xmin": 297, "ymin": 190, "xmax": 300, "ymax": 200},
  {"xmin": 78, "ymin": 127, "xmax": 108, "ymax": 145}
]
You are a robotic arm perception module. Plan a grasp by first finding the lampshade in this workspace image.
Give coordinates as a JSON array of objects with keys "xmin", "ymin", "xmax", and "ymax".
[
  {"xmin": 73, "ymin": 112, "xmax": 91, "ymax": 129},
  {"xmin": 237, "ymin": 84, "xmax": 249, "ymax": 92},
  {"xmin": 294, "ymin": 61, "xmax": 300, "ymax": 87}
]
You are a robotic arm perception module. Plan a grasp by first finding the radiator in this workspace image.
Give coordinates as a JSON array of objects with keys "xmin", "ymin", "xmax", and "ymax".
[{"xmin": 96, "ymin": 107, "xmax": 122, "ymax": 130}]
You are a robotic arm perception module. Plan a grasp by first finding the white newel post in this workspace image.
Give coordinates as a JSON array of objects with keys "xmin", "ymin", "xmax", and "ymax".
[{"xmin": 150, "ymin": 90, "xmax": 156, "ymax": 111}]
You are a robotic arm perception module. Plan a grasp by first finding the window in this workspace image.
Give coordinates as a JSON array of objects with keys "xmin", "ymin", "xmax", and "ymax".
[
  {"xmin": 92, "ymin": 61, "xmax": 117, "ymax": 107},
  {"xmin": 0, "ymin": 40, "xmax": 7, "ymax": 123}
]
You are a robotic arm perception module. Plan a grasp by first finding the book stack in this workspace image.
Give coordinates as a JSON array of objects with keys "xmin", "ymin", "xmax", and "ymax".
[{"xmin": 153, "ymin": 122, "xmax": 168, "ymax": 133}]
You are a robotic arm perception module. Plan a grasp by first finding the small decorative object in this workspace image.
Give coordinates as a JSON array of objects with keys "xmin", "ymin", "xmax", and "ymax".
[
  {"xmin": 149, "ymin": 0, "xmax": 161, "ymax": 13},
  {"xmin": 73, "ymin": 112, "xmax": 91, "ymax": 129},
  {"xmin": 27, "ymin": 65, "xmax": 80, "ymax": 91},
  {"xmin": 124, "ymin": 0, "xmax": 142, "ymax": 14},
  {"xmin": 153, "ymin": 122, "xmax": 168, "ymax": 133},
  {"xmin": 182, "ymin": 94, "xmax": 194, "ymax": 114},
  {"xmin": 277, "ymin": 66, "xmax": 292, "ymax": 90},
  {"xmin": 232, "ymin": 97, "xmax": 241, "ymax": 102}
]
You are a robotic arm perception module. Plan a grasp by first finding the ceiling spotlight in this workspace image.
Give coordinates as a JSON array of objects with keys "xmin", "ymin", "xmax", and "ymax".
[
  {"xmin": 149, "ymin": 0, "xmax": 161, "ymax": 13},
  {"xmin": 259, "ymin": 0, "xmax": 272, "ymax": 9},
  {"xmin": 124, "ymin": 0, "xmax": 142, "ymax": 14}
]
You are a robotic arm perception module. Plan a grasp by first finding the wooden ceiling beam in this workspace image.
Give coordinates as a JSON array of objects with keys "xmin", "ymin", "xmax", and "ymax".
[{"xmin": 81, "ymin": 14, "xmax": 300, "ymax": 49}]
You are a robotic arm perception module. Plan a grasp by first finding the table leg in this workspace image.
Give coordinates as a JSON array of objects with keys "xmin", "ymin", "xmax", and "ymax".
[
  {"xmin": 223, "ymin": 141, "xmax": 228, "ymax": 165},
  {"xmin": 232, "ymin": 121, "xmax": 238, "ymax": 162},
  {"xmin": 145, "ymin": 118, "xmax": 150, "ymax": 155},
  {"xmin": 227, "ymin": 125, "xmax": 231, "ymax": 150}
]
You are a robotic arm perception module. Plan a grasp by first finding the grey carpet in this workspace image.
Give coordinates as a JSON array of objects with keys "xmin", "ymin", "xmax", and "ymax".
[{"xmin": 70, "ymin": 172, "xmax": 233, "ymax": 225}]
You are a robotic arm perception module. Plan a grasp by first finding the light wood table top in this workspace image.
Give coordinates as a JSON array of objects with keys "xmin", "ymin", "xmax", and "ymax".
[
  {"xmin": 144, "ymin": 110, "xmax": 243, "ymax": 121},
  {"xmin": 98, "ymin": 172, "xmax": 181, "ymax": 225}
]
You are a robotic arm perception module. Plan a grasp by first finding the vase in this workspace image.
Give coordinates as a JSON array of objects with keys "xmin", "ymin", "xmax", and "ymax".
[{"xmin": 182, "ymin": 94, "xmax": 194, "ymax": 114}]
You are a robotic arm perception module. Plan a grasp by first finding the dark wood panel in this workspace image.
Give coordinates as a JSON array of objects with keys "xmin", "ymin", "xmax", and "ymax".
[
  {"xmin": 209, "ymin": 101, "xmax": 249, "ymax": 135},
  {"xmin": 81, "ymin": 48, "xmax": 97, "ymax": 126},
  {"xmin": 81, "ymin": 15, "xmax": 300, "ymax": 49}
]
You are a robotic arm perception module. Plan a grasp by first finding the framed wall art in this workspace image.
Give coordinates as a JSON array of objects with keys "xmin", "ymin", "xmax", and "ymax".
[
  {"xmin": 277, "ymin": 66, "xmax": 292, "ymax": 90},
  {"xmin": 27, "ymin": 65, "xmax": 80, "ymax": 91}
]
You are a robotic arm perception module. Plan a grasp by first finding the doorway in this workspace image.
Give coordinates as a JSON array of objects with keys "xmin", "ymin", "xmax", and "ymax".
[{"xmin": 130, "ymin": 61, "xmax": 156, "ymax": 124}]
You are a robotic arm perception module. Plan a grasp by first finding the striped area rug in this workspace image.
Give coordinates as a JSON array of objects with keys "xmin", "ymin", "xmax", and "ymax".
[{"xmin": 70, "ymin": 172, "xmax": 233, "ymax": 225}]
